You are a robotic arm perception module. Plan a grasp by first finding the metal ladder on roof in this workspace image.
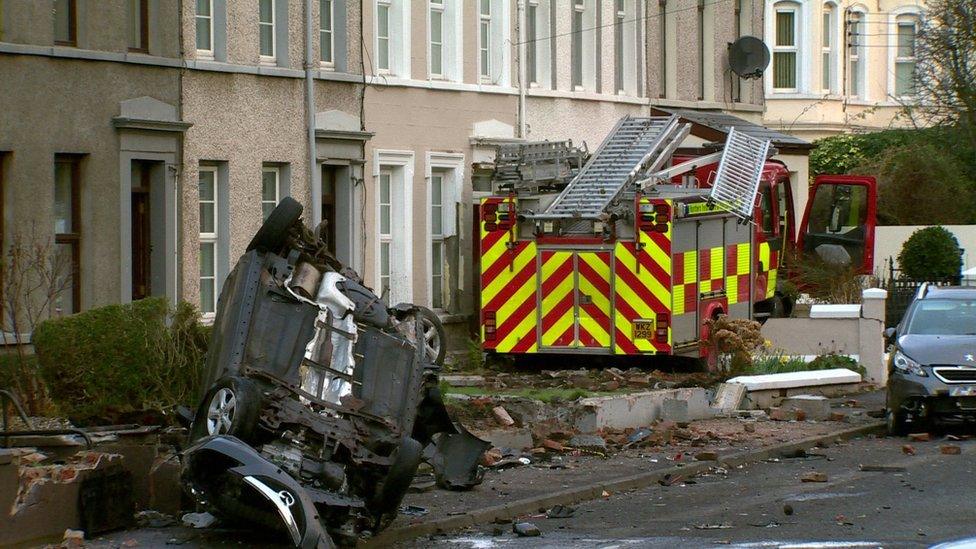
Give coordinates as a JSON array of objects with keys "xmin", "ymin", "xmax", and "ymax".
[
  {"xmin": 533, "ymin": 115, "xmax": 687, "ymax": 220},
  {"xmin": 708, "ymin": 127, "xmax": 772, "ymax": 221}
]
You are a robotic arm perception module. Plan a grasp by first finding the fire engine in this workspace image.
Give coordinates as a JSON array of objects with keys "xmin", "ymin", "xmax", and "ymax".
[{"xmin": 478, "ymin": 115, "xmax": 877, "ymax": 360}]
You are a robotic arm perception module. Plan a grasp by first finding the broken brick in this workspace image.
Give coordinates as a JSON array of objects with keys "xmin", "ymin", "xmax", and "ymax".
[
  {"xmin": 542, "ymin": 439, "xmax": 565, "ymax": 452},
  {"xmin": 695, "ymin": 451, "xmax": 719, "ymax": 461},
  {"xmin": 800, "ymin": 471, "xmax": 828, "ymax": 483},
  {"xmin": 908, "ymin": 433, "xmax": 931, "ymax": 442},
  {"xmin": 794, "ymin": 409, "xmax": 807, "ymax": 422},
  {"xmin": 769, "ymin": 408, "xmax": 791, "ymax": 421},
  {"xmin": 940, "ymin": 444, "xmax": 962, "ymax": 455},
  {"xmin": 743, "ymin": 422, "xmax": 756, "ymax": 433},
  {"xmin": 481, "ymin": 448, "xmax": 502, "ymax": 467},
  {"xmin": 828, "ymin": 412, "xmax": 846, "ymax": 422},
  {"xmin": 492, "ymin": 406, "xmax": 516, "ymax": 427},
  {"xmin": 902, "ymin": 444, "xmax": 916, "ymax": 455}
]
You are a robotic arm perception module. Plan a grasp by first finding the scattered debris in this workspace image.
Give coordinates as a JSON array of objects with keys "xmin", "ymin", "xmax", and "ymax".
[
  {"xmin": 135, "ymin": 510, "xmax": 176, "ymax": 528},
  {"xmin": 781, "ymin": 395, "xmax": 830, "ymax": 421},
  {"xmin": 695, "ymin": 451, "xmax": 719, "ymax": 461},
  {"xmin": 546, "ymin": 505, "xmax": 576, "ymax": 519},
  {"xmin": 695, "ymin": 522, "xmax": 733, "ymax": 530},
  {"xmin": 828, "ymin": 412, "xmax": 846, "ymax": 422},
  {"xmin": 783, "ymin": 504, "xmax": 794, "ymax": 516},
  {"xmin": 940, "ymin": 444, "xmax": 962, "ymax": 455},
  {"xmin": 568, "ymin": 434, "xmax": 607, "ymax": 450},
  {"xmin": 513, "ymin": 522, "xmax": 542, "ymax": 537},
  {"xmin": 908, "ymin": 433, "xmax": 931, "ymax": 442},
  {"xmin": 542, "ymin": 439, "xmax": 565, "ymax": 452},
  {"xmin": 493, "ymin": 406, "xmax": 516, "ymax": 427},
  {"xmin": 659, "ymin": 473, "xmax": 684, "ymax": 486},
  {"xmin": 800, "ymin": 471, "xmax": 828, "ymax": 483},
  {"xmin": 860, "ymin": 464, "xmax": 907, "ymax": 473},
  {"xmin": 902, "ymin": 444, "xmax": 916, "ymax": 455},
  {"xmin": 743, "ymin": 422, "xmax": 756, "ymax": 433},
  {"xmin": 61, "ymin": 529, "xmax": 85, "ymax": 548},
  {"xmin": 181, "ymin": 512, "xmax": 216, "ymax": 529},
  {"xmin": 399, "ymin": 505, "xmax": 429, "ymax": 517}
]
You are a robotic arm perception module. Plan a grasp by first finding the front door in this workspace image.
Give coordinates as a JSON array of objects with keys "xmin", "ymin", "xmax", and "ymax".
[
  {"xmin": 131, "ymin": 161, "xmax": 152, "ymax": 300},
  {"xmin": 538, "ymin": 250, "xmax": 613, "ymax": 350}
]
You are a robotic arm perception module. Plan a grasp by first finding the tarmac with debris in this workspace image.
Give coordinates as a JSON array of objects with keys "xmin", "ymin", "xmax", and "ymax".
[{"xmin": 404, "ymin": 431, "xmax": 976, "ymax": 548}]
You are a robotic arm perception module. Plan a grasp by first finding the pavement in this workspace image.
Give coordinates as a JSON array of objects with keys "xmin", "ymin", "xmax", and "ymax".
[{"xmin": 402, "ymin": 432, "xmax": 976, "ymax": 548}]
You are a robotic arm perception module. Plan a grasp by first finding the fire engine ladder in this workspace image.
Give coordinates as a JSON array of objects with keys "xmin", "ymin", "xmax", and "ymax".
[
  {"xmin": 707, "ymin": 127, "xmax": 772, "ymax": 221},
  {"xmin": 529, "ymin": 115, "xmax": 687, "ymax": 220}
]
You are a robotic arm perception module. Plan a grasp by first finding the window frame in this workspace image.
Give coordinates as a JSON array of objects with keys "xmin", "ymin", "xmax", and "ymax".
[
  {"xmin": 195, "ymin": 0, "xmax": 214, "ymax": 57},
  {"xmin": 527, "ymin": 0, "xmax": 538, "ymax": 85},
  {"xmin": 429, "ymin": 170, "xmax": 446, "ymax": 310},
  {"xmin": 772, "ymin": 3, "xmax": 799, "ymax": 92},
  {"xmin": 571, "ymin": 0, "xmax": 584, "ymax": 89},
  {"xmin": 258, "ymin": 0, "xmax": 277, "ymax": 62},
  {"xmin": 847, "ymin": 8, "xmax": 865, "ymax": 98},
  {"xmin": 615, "ymin": 0, "xmax": 625, "ymax": 93},
  {"xmin": 428, "ymin": 0, "xmax": 444, "ymax": 78},
  {"xmin": 54, "ymin": 155, "xmax": 81, "ymax": 315},
  {"xmin": 320, "ymin": 0, "xmax": 334, "ymax": 67},
  {"xmin": 53, "ymin": 0, "xmax": 77, "ymax": 47},
  {"xmin": 261, "ymin": 165, "xmax": 281, "ymax": 221},
  {"xmin": 378, "ymin": 168, "xmax": 393, "ymax": 297},
  {"xmin": 376, "ymin": 0, "xmax": 391, "ymax": 73},
  {"xmin": 198, "ymin": 166, "xmax": 219, "ymax": 316},
  {"xmin": 821, "ymin": 3, "xmax": 836, "ymax": 93},
  {"xmin": 479, "ymin": 0, "xmax": 492, "ymax": 80},
  {"xmin": 893, "ymin": 13, "xmax": 919, "ymax": 98},
  {"xmin": 128, "ymin": 0, "xmax": 149, "ymax": 53}
]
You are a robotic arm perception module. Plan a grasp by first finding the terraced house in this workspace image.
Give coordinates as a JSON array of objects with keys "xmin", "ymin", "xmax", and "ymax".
[
  {"xmin": 1, "ymin": 0, "xmax": 778, "ymax": 343},
  {"xmin": 763, "ymin": 0, "xmax": 927, "ymax": 140}
]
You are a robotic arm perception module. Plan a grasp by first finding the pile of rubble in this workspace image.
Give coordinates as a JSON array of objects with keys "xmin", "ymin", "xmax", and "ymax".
[{"xmin": 446, "ymin": 367, "xmax": 720, "ymax": 393}]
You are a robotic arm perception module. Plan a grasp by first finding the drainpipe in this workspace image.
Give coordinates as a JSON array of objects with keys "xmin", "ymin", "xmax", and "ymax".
[
  {"xmin": 517, "ymin": 0, "xmax": 527, "ymax": 139},
  {"xmin": 305, "ymin": 0, "xmax": 321, "ymax": 227}
]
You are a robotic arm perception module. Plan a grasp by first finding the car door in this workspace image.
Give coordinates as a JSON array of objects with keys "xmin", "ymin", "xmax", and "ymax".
[{"xmin": 797, "ymin": 175, "xmax": 878, "ymax": 275}]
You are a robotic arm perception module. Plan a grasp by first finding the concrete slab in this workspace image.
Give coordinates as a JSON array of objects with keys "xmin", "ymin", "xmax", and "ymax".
[
  {"xmin": 810, "ymin": 304, "xmax": 861, "ymax": 318},
  {"xmin": 470, "ymin": 428, "xmax": 534, "ymax": 450},
  {"xmin": 574, "ymin": 388, "xmax": 709, "ymax": 432},
  {"xmin": 727, "ymin": 369, "xmax": 862, "ymax": 391},
  {"xmin": 711, "ymin": 383, "xmax": 747, "ymax": 414},
  {"xmin": 782, "ymin": 395, "xmax": 831, "ymax": 421}
]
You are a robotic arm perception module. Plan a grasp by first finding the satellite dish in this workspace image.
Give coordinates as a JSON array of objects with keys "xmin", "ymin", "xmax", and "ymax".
[{"xmin": 729, "ymin": 36, "xmax": 771, "ymax": 79}]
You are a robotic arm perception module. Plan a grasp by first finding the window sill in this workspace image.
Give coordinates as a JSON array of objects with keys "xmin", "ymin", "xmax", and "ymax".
[
  {"xmin": 319, "ymin": 62, "xmax": 335, "ymax": 70},
  {"xmin": 259, "ymin": 57, "xmax": 278, "ymax": 66},
  {"xmin": 195, "ymin": 51, "xmax": 215, "ymax": 60}
]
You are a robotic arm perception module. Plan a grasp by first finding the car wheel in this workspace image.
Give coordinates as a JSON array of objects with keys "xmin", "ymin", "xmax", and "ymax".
[
  {"xmin": 886, "ymin": 408, "xmax": 907, "ymax": 436},
  {"xmin": 370, "ymin": 437, "xmax": 423, "ymax": 526},
  {"xmin": 416, "ymin": 307, "xmax": 447, "ymax": 366},
  {"xmin": 190, "ymin": 376, "xmax": 262, "ymax": 443},
  {"xmin": 245, "ymin": 196, "xmax": 303, "ymax": 252}
]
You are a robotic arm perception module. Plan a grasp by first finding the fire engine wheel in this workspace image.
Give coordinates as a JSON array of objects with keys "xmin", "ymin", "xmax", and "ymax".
[
  {"xmin": 190, "ymin": 376, "xmax": 262, "ymax": 443},
  {"xmin": 246, "ymin": 196, "xmax": 303, "ymax": 252}
]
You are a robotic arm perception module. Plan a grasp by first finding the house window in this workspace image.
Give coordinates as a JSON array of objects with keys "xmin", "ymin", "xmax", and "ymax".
[
  {"xmin": 196, "ymin": 0, "xmax": 213, "ymax": 56},
  {"xmin": 430, "ymin": 171, "xmax": 447, "ymax": 309},
  {"xmin": 259, "ymin": 0, "xmax": 276, "ymax": 60},
  {"xmin": 822, "ymin": 5, "xmax": 834, "ymax": 92},
  {"xmin": 320, "ymin": 0, "xmax": 333, "ymax": 65},
  {"xmin": 773, "ymin": 5, "xmax": 798, "ymax": 91},
  {"xmin": 571, "ymin": 0, "xmax": 584, "ymax": 88},
  {"xmin": 261, "ymin": 166, "xmax": 281, "ymax": 220},
  {"xmin": 429, "ymin": 0, "xmax": 443, "ymax": 77},
  {"xmin": 479, "ymin": 0, "xmax": 491, "ymax": 79},
  {"xmin": 54, "ymin": 156, "xmax": 81, "ymax": 315},
  {"xmin": 376, "ymin": 0, "xmax": 390, "ymax": 71},
  {"xmin": 53, "ymin": 0, "xmax": 76, "ymax": 46},
  {"xmin": 378, "ymin": 169, "xmax": 392, "ymax": 297},
  {"xmin": 848, "ymin": 10, "xmax": 863, "ymax": 97},
  {"xmin": 128, "ymin": 0, "xmax": 149, "ymax": 52},
  {"xmin": 199, "ymin": 167, "xmax": 218, "ymax": 315},
  {"xmin": 895, "ymin": 15, "xmax": 918, "ymax": 96}
]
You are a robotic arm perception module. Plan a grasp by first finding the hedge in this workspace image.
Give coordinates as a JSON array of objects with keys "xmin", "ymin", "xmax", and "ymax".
[{"xmin": 33, "ymin": 297, "xmax": 210, "ymax": 425}]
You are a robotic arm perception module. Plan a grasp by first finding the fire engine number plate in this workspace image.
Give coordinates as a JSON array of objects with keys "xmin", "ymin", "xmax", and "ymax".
[{"xmin": 632, "ymin": 319, "xmax": 656, "ymax": 340}]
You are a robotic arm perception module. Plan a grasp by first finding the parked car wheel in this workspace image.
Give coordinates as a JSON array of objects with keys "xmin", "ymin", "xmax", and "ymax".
[
  {"xmin": 417, "ymin": 307, "xmax": 446, "ymax": 366},
  {"xmin": 246, "ymin": 196, "xmax": 303, "ymax": 252},
  {"xmin": 190, "ymin": 376, "xmax": 262, "ymax": 443},
  {"xmin": 886, "ymin": 408, "xmax": 907, "ymax": 436}
]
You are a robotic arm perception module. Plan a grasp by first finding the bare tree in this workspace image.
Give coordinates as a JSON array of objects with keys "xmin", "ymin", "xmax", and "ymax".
[
  {"xmin": 1, "ymin": 224, "xmax": 72, "ymax": 414},
  {"xmin": 913, "ymin": 0, "xmax": 976, "ymax": 148}
]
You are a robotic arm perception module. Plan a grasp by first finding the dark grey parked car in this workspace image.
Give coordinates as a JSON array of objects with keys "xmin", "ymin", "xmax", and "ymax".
[
  {"xmin": 885, "ymin": 284, "xmax": 976, "ymax": 435},
  {"xmin": 181, "ymin": 198, "xmax": 488, "ymax": 548}
]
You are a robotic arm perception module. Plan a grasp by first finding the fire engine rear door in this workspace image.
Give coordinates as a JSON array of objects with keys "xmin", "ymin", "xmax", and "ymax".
[
  {"xmin": 576, "ymin": 251, "xmax": 613, "ymax": 349},
  {"xmin": 538, "ymin": 250, "xmax": 613, "ymax": 351}
]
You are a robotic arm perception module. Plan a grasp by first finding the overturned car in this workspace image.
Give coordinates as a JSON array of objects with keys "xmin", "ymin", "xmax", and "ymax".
[{"xmin": 182, "ymin": 198, "xmax": 489, "ymax": 548}]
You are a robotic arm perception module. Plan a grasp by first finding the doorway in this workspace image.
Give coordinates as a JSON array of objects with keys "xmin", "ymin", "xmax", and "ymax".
[{"xmin": 130, "ymin": 160, "xmax": 165, "ymax": 301}]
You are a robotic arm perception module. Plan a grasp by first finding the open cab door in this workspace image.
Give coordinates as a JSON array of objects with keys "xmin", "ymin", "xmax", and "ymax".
[{"xmin": 797, "ymin": 175, "xmax": 877, "ymax": 275}]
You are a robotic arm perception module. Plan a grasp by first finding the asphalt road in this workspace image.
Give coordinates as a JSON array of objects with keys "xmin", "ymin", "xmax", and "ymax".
[{"xmin": 408, "ymin": 433, "xmax": 976, "ymax": 549}]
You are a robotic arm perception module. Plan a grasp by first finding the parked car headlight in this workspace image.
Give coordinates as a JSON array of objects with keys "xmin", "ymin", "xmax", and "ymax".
[{"xmin": 893, "ymin": 350, "xmax": 928, "ymax": 377}]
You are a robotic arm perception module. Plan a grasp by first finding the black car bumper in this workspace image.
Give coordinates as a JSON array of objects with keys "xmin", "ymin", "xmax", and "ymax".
[{"xmin": 888, "ymin": 372, "xmax": 976, "ymax": 425}]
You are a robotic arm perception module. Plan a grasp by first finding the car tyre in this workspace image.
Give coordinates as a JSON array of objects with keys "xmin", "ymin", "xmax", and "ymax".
[
  {"xmin": 370, "ymin": 437, "xmax": 423, "ymax": 525},
  {"xmin": 190, "ymin": 376, "xmax": 263, "ymax": 443},
  {"xmin": 886, "ymin": 408, "xmax": 908, "ymax": 436},
  {"xmin": 246, "ymin": 196, "xmax": 303, "ymax": 252},
  {"xmin": 416, "ymin": 306, "xmax": 447, "ymax": 366}
]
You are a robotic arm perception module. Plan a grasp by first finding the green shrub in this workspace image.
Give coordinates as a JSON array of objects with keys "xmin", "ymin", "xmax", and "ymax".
[
  {"xmin": 897, "ymin": 226, "xmax": 962, "ymax": 281},
  {"xmin": 33, "ymin": 297, "xmax": 209, "ymax": 425},
  {"xmin": 807, "ymin": 353, "xmax": 866, "ymax": 376}
]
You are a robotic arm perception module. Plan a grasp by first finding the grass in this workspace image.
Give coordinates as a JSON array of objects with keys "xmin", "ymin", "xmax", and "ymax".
[{"xmin": 441, "ymin": 383, "xmax": 622, "ymax": 403}]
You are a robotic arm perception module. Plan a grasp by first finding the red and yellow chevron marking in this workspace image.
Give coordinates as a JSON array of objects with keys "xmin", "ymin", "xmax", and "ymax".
[
  {"xmin": 614, "ymin": 199, "xmax": 672, "ymax": 354},
  {"xmin": 577, "ymin": 251, "xmax": 612, "ymax": 348},
  {"xmin": 725, "ymin": 243, "xmax": 752, "ymax": 305},
  {"xmin": 480, "ymin": 198, "xmax": 538, "ymax": 353},
  {"xmin": 539, "ymin": 250, "xmax": 575, "ymax": 348},
  {"xmin": 756, "ymin": 241, "xmax": 779, "ymax": 300},
  {"xmin": 671, "ymin": 251, "xmax": 697, "ymax": 316},
  {"xmin": 698, "ymin": 246, "xmax": 725, "ymax": 294}
]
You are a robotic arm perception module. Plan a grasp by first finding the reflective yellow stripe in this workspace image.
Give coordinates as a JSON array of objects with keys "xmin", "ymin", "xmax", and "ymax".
[
  {"xmin": 481, "ymin": 233, "xmax": 509, "ymax": 274},
  {"xmin": 495, "ymin": 306, "xmax": 537, "ymax": 352},
  {"xmin": 710, "ymin": 246, "xmax": 724, "ymax": 280},
  {"xmin": 683, "ymin": 252, "xmax": 696, "ymax": 284},
  {"xmin": 727, "ymin": 274, "xmax": 738, "ymax": 305},
  {"xmin": 542, "ymin": 310, "xmax": 574, "ymax": 346},
  {"xmin": 767, "ymin": 268, "xmax": 778, "ymax": 299},
  {"xmin": 737, "ymin": 243, "xmax": 751, "ymax": 274},
  {"xmin": 673, "ymin": 284, "xmax": 685, "ymax": 315},
  {"xmin": 482, "ymin": 244, "xmax": 534, "ymax": 306},
  {"xmin": 615, "ymin": 244, "xmax": 669, "ymax": 312},
  {"xmin": 759, "ymin": 242, "xmax": 771, "ymax": 271}
]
